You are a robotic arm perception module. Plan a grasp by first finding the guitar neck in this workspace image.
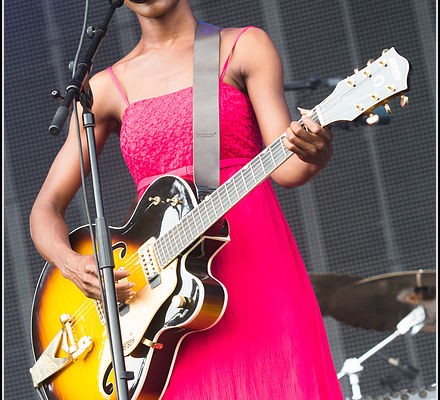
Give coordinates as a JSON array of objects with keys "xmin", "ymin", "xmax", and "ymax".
[{"xmin": 154, "ymin": 110, "xmax": 321, "ymax": 268}]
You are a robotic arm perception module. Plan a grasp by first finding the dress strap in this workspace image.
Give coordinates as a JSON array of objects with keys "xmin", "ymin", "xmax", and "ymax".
[
  {"xmin": 106, "ymin": 66, "xmax": 130, "ymax": 106},
  {"xmin": 220, "ymin": 26, "xmax": 255, "ymax": 81}
]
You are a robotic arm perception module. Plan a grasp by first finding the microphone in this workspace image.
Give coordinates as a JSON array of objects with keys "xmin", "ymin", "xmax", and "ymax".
[{"xmin": 322, "ymin": 76, "xmax": 343, "ymax": 87}]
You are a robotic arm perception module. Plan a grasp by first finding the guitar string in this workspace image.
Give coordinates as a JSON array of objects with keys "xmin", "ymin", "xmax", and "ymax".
[
  {"xmin": 68, "ymin": 130, "xmax": 305, "ymax": 327},
  {"xmin": 66, "ymin": 140, "xmax": 288, "ymax": 328},
  {"xmin": 67, "ymin": 62, "xmax": 389, "ymax": 329}
]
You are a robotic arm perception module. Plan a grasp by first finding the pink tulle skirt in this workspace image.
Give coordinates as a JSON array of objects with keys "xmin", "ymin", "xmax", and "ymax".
[{"xmin": 144, "ymin": 164, "xmax": 343, "ymax": 399}]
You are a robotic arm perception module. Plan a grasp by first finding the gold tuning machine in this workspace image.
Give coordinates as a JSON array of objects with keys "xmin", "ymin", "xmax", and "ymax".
[
  {"xmin": 383, "ymin": 103, "xmax": 392, "ymax": 114},
  {"xmin": 366, "ymin": 113, "xmax": 380, "ymax": 125},
  {"xmin": 400, "ymin": 94, "xmax": 409, "ymax": 107},
  {"xmin": 149, "ymin": 196, "xmax": 162, "ymax": 205},
  {"xmin": 367, "ymin": 59, "xmax": 375, "ymax": 65},
  {"xmin": 166, "ymin": 196, "xmax": 182, "ymax": 207}
]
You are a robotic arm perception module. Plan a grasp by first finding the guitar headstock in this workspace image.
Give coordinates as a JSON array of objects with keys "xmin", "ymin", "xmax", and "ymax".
[{"xmin": 318, "ymin": 48, "xmax": 410, "ymax": 126}]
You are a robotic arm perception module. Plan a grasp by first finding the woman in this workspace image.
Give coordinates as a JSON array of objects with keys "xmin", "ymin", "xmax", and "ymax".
[{"xmin": 30, "ymin": 0, "xmax": 343, "ymax": 398}]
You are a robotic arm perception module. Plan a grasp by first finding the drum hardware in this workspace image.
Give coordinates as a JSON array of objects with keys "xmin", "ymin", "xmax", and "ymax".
[
  {"xmin": 309, "ymin": 269, "xmax": 436, "ymax": 332},
  {"xmin": 309, "ymin": 269, "xmax": 436, "ymax": 399},
  {"xmin": 361, "ymin": 383, "xmax": 437, "ymax": 400},
  {"xmin": 337, "ymin": 305, "xmax": 427, "ymax": 400}
]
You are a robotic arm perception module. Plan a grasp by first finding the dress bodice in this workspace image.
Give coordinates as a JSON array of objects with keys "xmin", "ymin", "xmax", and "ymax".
[{"xmin": 119, "ymin": 81, "xmax": 263, "ymax": 194}]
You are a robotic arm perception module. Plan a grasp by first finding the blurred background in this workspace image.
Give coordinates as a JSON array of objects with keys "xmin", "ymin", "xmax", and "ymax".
[{"xmin": 3, "ymin": 0, "xmax": 437, "ymax": 398}]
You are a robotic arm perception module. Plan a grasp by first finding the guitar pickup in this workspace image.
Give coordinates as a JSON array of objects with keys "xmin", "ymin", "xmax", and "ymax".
[{"xmin": 138, "ymin": 239, "xmax": 162, "ymax": 288}]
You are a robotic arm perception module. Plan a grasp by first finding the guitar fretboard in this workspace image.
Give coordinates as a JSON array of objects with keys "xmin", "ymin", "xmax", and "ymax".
[{"xmin": 154, "ymin": 110, "xmax": 320, "ymax": 268}]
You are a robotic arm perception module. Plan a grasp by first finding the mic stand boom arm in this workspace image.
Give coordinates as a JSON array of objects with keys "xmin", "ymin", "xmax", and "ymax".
[{"xmin": 49, "ymin": 0, "xmax": 124, "ymax": 136}]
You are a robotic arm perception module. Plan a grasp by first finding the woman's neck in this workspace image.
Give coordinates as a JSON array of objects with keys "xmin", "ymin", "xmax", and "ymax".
[{"xmin": 135, "ymin": 2, "xmax": 197, "ymax": 49}]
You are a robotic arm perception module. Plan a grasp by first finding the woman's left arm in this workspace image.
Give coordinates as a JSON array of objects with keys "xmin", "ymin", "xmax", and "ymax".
[{"xmin": 234, "ymin": 27, "xmax": 333, "ymax": 188}]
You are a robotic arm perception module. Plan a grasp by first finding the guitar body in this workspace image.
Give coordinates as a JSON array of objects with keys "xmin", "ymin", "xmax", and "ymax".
[{"xmin": 30, "ymin": 176, "xmax": 229, "ymax": 399}]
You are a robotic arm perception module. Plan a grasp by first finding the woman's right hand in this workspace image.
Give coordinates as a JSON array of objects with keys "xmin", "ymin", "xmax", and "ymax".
[{"xmin": 60, "ymin": 253, "xmax": 136, "ymax": 302}]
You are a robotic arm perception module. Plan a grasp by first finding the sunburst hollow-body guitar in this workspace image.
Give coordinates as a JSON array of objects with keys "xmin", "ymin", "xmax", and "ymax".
[{"xmin": 30, "ymin": 47, "xmax": 410, "ymax": 400}]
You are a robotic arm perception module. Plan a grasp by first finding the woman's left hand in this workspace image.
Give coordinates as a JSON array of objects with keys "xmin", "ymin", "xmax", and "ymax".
[{"xmin": 283, "ymin": 108, "xmax": 333, "ymax": 169}]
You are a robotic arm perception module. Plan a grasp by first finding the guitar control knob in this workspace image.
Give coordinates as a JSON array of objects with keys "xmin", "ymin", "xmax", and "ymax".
[{"xmin": 172, "ymin": 295, "xmax": 192, "ymax": 309}]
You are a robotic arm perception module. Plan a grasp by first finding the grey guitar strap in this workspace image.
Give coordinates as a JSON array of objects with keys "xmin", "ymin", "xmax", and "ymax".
[{"xmin": 193, "ymin": 21, "xmax": 221, "ymax": 199}]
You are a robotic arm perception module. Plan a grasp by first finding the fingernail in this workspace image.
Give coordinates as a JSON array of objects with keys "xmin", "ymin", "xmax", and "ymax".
[{"xmin": 297, "ymin": 107, "xmax": 310, "ymax": 114}]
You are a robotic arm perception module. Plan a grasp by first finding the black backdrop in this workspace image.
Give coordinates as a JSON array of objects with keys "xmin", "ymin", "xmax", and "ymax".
[{"xmin": 3, "ymin": 0, "xmax": 437, "ymax": 398}]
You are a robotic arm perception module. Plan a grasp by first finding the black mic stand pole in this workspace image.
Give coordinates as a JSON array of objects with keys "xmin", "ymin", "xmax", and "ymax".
[
  {"xmin": 48, "ymin": 2, "xmax": 133, "ymax": 399},
  {"xmin": 284, "ymin": 74, "xmax": 322, "ymax": 91}
]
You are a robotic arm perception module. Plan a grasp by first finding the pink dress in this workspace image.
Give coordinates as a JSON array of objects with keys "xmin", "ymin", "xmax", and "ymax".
[{"xmin": 110, "ymin": 27, "xmax": 343, "ymax": 400}]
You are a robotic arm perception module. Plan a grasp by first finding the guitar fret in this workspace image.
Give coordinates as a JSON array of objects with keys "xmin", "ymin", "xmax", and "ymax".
[
  {"xmin": 241, "ymin": 165, "xmax": 254, "ymax": 188},
  {"xmin": 258, "ymin": 155, "xmax": 267, "ymax": 176},
  {"xmin": 156, "ymin": 242, "xmax": 165, "ymax": 267},
  {"xmin": 168, "ymin": 228, "xmax": 176, "ymax": 254},
  {"xmin": 240, "ymin": 169, "xmax": 249, "ymax": 191},
  {"xmin": 218, "ymin": 185, "xmax": 231, "ymax": 209},
  {"xmin": 268, "ymin": 146, "xmax": 277, "ymax": 168},
  {"xmin": 243, "ymin": 163, "xmax": 255, "ymax": 184},
  {"xmin": 232, "ymin": 178, "xmax": 241, "ymax": 198},
  {"xmin": 190, "ymin": 211, "xmax": 201, "ymax": 237},
  {"xmin": 199, "ymin": 202, "xmax": 212, "ymax": 225},
  {"xmin": 175, "ymin": 225, "xmax": 185, "ymax": 249},
  {"xmin": 180, "ymin": 218, "xmax": 191, "ymax": 244},
  {"xmin": 252, "ymin": 158, "xmax": 265, "ymax": 182},
  {"xmin": 225, "ymin": 180, "xmax": 239, "ymax": 204},
  {"xmin": 208, "ymin": 197, "xmax": 219, "ymax": 219},
  {"xmin": 213, "ymin": 189, "xmax": 226, "ymax": 213},
  {"xmin": 162, "ymin": 239, "xmax": 171, "ymax": 262},
  {"xmin": 234, "ymin": 178, "xmax": 246, "ymax": 198},
  {"xmin": 187, "ymin": 208, "xmax": 202, "ymax": 236}
]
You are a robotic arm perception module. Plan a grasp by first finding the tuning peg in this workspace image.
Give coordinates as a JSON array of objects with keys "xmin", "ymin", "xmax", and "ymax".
[
  {"xmin": 367, "ymin": 59, "xmax": 375, "ymax": 65},
  {"xmin": 382, "ymin": 48, "xmax": 389, "ymax": 55},
  {"xmin": 366, "ymin": 113, "xmax": 380, "ymax": 125},
  {"xmin": 383, "ymin": 103, "xmax": 392, "ymax": 114},
  {"xmin": 400, "ymin": 94, "xmax": 409, "ymax": 107},
  {"xmin": 354, "ymin": 68, "xmax": 359, "ymax": 73}
]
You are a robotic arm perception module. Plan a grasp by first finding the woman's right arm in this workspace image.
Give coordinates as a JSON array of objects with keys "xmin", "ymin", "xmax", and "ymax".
[{"xmin": 29, "ymin": 70, "xmax": 134, "ymax": 301}]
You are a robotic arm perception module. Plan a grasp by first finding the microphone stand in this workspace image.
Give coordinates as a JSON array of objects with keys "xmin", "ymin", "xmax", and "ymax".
[
  {"xmin": 48, "ymin": 2, "xmax": 133, "ymax": 399},
  {"xmin": 337, "ymin": 305, "xmax": 426, "ymax": 400},
  {"xmin": 284, "ymin": 75, "xmax": 322, "ymax": 91}
]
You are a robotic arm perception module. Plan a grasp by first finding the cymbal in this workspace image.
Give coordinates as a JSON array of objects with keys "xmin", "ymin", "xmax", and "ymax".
[{"xmin": 309, "ymin": 269, "xmax": 436, "ymax": 332}]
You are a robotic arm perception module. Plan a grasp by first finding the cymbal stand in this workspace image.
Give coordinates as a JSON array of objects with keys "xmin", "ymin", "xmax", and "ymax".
[{"xmin": 337, "ymin": 305, "xmax": 426, "ymax": 399}]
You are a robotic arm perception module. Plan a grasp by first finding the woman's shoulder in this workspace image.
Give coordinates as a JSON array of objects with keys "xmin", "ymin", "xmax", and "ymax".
[
  {"xmin": 220, "ymin": 25, "xmax": 278, "ymax": 67},
  {"xmin": 220, "ymin": 26, "xmax": 270, "ymax": 47},
  {"xmin": 89, "ymin": 66, "xmax": 126, "ymax": 123}
]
